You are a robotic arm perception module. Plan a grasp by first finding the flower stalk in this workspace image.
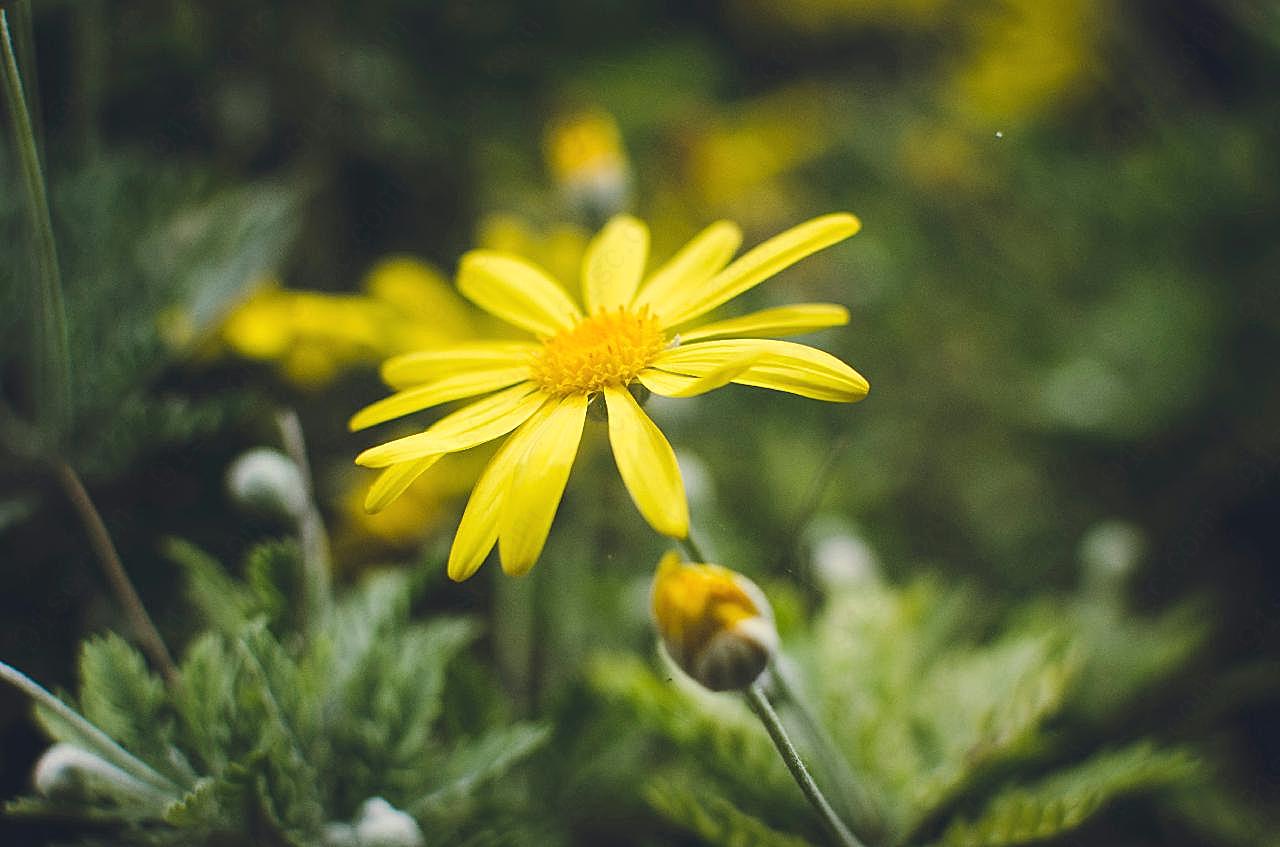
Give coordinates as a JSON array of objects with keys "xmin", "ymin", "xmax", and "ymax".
[
  {"xmin": 744, "ymin": 681, "xmax": 866, "ymax": 847},
  {"xmin": 54, "ymin": 461, "xmax": 178, "ymax": 684}
]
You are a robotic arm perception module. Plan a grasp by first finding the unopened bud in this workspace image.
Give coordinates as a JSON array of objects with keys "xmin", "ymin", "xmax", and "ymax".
[
  {"xmin": 226, "ymin": 447, "xmax": 308, "ymax": 518},
  {"xmin": 355, "ymin": 797, "xmax": 424, "ymax": 847},
  {"xmin": 33, "ymin": 742, "xmax": 160, "ymax": 805},
  {"xmin": 650, "ymin": 552, "xmax": 778, "ymax": 691}
]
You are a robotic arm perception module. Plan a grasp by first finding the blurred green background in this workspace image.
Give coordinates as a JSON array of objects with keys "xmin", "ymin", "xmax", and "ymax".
[{"xmin": 2, "ymin": 0, "xmax": 1278, "ymax": 844}]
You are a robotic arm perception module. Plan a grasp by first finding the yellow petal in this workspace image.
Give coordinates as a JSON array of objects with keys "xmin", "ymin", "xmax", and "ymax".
[
  {"xmin": 582, "ymin": 215, "xmax": 649, "ymax": 313},
  {"xmin": 355, "ymin": 383, "xmax": 546, "ymax": 467},
  {"xmin": 446, "ymin": 403, "xmax": 558, "ymax": 581},
  {"xmin": 655, "ymin": 339, "xmax": 869, "ymax": 402},
  {"xmin": 603, "ymin": 387, "xmax": 689, "ymax": 538},
  {"xmin": 364, "ymin": 456, "xmax": 442, "ymax": 513},
  {"xmin": 349, "ymin": 367, "xmax": 531, "ymax": 431},
  {"xmin": 497, "ymin": 394, "xmax": 589, "ymax": 576},
  {"xmin": 658, "ymin": 213, "xmax": 861, "ymax": 328},
  {"xmin": 633, "ymin": 221, "xmax": 742, "ymax": 322},
  {"xmin": 678, "ymin": 303, "xmax": 849, "ymax": 343},
  {"xmin": 458, "ymin": 250, "xmax": 583, "ymax": 336},
  {"xmin": 636, "ymin": 350, "xmax": 761, "ymax": 398},
  {"xmin": 381, "ymin": 341, "xmax": 540, "ymax": 389}
]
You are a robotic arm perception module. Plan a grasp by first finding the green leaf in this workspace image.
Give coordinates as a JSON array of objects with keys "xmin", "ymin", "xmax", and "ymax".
[
  {"xmin": 934, "ymin": 743, "xmax": 1199, "ymax": 847},
  {"xmin": 646, "ymin": 776, "xmax": 816, "ymax": 847},
  {"xmin": 414, "ymin": 723, "xmax": 550, "ymax": 818},
  {"xmin": 76, "ymin": 634, "xmax": 194, "ymax": 788},
  {"xmin": 162, "ymin": 537, "xmax": 255, "ymax": 635}
]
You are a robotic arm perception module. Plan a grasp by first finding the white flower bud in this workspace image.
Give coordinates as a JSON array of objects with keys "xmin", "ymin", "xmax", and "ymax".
[
  {"xmin": 355, "ymin": 797, "xmax": 425, "ymax": 847},
  {"xmin": 226, "ymin": 447, "xmax": 308, "ymax": 518},
  {"xmin": 33, "ymin": 742, "xmax": 159, "ymax": 804}
]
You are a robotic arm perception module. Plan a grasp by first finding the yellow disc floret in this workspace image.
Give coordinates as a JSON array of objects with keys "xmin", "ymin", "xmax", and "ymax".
[{"xmin": 531, "ymin": 307, "xmax": 665, "ymax": 396}]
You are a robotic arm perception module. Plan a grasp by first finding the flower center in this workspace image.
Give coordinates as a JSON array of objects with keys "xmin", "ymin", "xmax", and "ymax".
[{"xmin": 531, "ymin": 307, "xmax": 666, "ymax": 396}]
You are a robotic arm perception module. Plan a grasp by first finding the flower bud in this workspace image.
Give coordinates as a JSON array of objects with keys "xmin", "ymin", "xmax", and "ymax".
[
  {"xmin": 354, "ymin": 797, "xmax": 424, "ymax": 847},
  {"xmin": 33, "ymin": 742, "xmax": 160, "ymax": 805},
  {"xmin": 650, "ymin": 552, "xmax": 778, "ymax": 691},
  {"xmin": 226, "ymin": 447, "xmax": 308, "ymax": 519}
]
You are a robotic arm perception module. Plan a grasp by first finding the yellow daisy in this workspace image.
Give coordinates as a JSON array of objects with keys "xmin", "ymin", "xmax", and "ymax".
[{"xmin": 352, "ymin": 213, "xmax": 869, "ymax": 581}]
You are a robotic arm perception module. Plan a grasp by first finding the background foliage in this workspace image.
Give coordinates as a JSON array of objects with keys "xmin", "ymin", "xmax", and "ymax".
[{"xmin": 2, "ymin": 0, "xmax": 1277, "ymax": 844}]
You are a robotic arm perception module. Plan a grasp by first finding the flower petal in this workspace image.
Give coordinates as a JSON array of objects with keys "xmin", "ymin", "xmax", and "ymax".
[
  {"xmin": 364, "ymin": 456, "xmax": 442, "ymax": 513},
  {"xmin": 654, "ymin": 339, "xmax": 869, "ymax": 402},
  {"xmin": 657, "ymin": 213, "xmax": 861, "ymax": 328},
  {"xmin": 349, "ymin": 367, "xmax": 531, "ymax": 431},
  {"xmin": 677, "ymin": 303, "xmax": 849, "ymax": 343},
  {"xmin": 458, "ymin": 250, "xmax": 583, "ymax": 336},
  {"xmin": 636, "ymin": 352, "xmax": 761, "ymax": 398},
  {"xmin": 380, "ymin": 341, "xmax": 540, "ymax": 389},
  {"xmin": 497, "ymin": 394, "xmax": 589, "ymax": 576},
  {"xmin": 633, "ymin": 221, "xmax": 741, "ymax": 323},
  {"xmin": 355, "ymin": 383, "xmax": 546, "ymax": 467},
  {"xmin": 446, "ymin": 403, "xmax": 559, "ymax": 582},
  {"xmin": 582, "ymin": 215, "xmax": 649, "ymax": 313},
  {"xmin": 603, "ymin": 387, "xmax": 689, "ymax": 537}
]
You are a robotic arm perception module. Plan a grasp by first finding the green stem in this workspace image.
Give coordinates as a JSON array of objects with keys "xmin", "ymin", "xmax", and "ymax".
[
  {"xmin": 55, "ymin": 461, "xmax": 179, "ymax": 685},
  {"xmin": 0, "ymin": 659, "xmax": 183, "ymax": 798},
  {"xmin": 274, "ymin": 409, "xmax": 332, "ymax": 632},
  {"xmin": 1, "ymin": 8, "xmax": 70, "ymax": 440},
  {"xmin": 744, "ymin": 681, "xmax": 865, "ymax": 847},
  {"xmin": 677, "ymin": 532, "xmax": 709, "ymax": 563},
  {"xmin": 771, "ymin": 659, "xmax": 882, "ymax": 837}
]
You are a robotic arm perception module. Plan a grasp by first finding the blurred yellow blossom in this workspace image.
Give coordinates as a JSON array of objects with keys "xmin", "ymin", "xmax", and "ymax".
[
  {"xmin": 684, "ymin": 85, "xmax": 835, "ymax": 212},
  {"xmin": 543, "ymin": 109, "xmax": 632, "ymax": 217},
  {"xmin": 477, "ymin": 213, "xmax": 590, "ymax": 293},
  {"xmin": 219, "ymin": 258, "xmax": 476, "ymax": 389},
  {"xmin": 650, "ymin": 551, "xmax": 778, "ymax": 691},
  {"xmin": 948, "ymin": 0, "xmax": 1103, "ymax": 126}
]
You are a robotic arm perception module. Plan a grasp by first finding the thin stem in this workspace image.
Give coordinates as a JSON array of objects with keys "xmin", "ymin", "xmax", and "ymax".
[
  {"xmin": 53, "ymin": 461, "xmax": 178, "ymax": 684},
  {"xmin": 0, "ymin": 659, "xmax": 182, "ymax": 798},
  {"xmin": 1, "ymin": 8, "xmax": 70, "ymax": 440},
  {"xmin": 274, "ymin": 409, "xmax": 332, "ymax": 631},
  {"xmin": 771, "ymin": 658, "xmax": 882, "ymax": 836},
  {"xmin": 744, "ymin": 681, "xmax": 865, "ymax": 847},
  {"xmin": 677, "ymin": 532, "xmax": 709, "ymax": 563}
]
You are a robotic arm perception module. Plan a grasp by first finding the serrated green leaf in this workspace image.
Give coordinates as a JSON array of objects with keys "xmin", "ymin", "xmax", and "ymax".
[
  {"xmin": 647, "ymin": 776, "xmax": 816, "ymax": 847},
  {"xmin": 935, "ymin": 743, "xmax": 1199, "ymax": 847},
  {"xmin": 162, "ymin": 537, "xmax": 255, "ymax": 634},
  {"xmin": 76, "ymin": 634, "xmax": 195, "ymax": 789},
  {"xmin": 415, "ymin": 723, "xmax": 550, "ymax": 818},
  {"xmin": 245, "ymin": 538, "xmax": 304, "ymax": 632}
]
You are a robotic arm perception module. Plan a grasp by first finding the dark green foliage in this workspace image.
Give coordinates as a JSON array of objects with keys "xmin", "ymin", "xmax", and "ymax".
[
  {"xmin": 593, "ymin": 576, "xmax": 1213, "ymax": 847},
  {"xmin": 0, "ymin": 156, "xmax": 298, "ymax": 476},
  {"xmin": 8, "ymin": 550, "xmax": 549, "ymax": 846}
]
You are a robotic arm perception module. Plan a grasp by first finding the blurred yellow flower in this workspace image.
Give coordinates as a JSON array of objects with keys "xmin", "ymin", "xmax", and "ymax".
[
  {"xmin": 685, "ymin": 85, "xmax": 835, "ymax": 210},
  {"xmin": 219, "ymin": 258, "xmax": 475, "ymax": 388},
  {"xmin": 352, "ymin": 212, "xmax": 868, "ymax": 581},
  {"xmin": 948, "ymin": 0, "xmax": 1102, "ymax": 126},
  {"xmin": 651, "ymin": 551, "xmax": 777, "ymax": 691},
  {"xmin": 543, "ymin": 109, "xmax": 632, "ymax": 216},
  {"xmin": 477, "ymin": 213, "xmax": 589, "ymax": 293}
]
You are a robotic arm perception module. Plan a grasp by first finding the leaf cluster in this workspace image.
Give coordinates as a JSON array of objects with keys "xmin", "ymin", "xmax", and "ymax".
[
  {"xmin": 590, "ymin": 576, "xmax": 1251, "ymax": 847},
  {"xmin": 8, "ymin": 541, "xmax": 548, "ymax": 846}
]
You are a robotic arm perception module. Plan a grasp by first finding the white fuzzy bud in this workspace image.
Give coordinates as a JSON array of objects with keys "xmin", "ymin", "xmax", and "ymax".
[
  {"xmin": 226, "ymin": 447, "xmax": 308, "ymax": 518},
  {"xmin": 355, "ymin": 797, "xmax": 425, "ymax": 847}
]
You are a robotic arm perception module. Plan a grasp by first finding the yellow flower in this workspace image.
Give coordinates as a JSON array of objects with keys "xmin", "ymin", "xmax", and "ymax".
[
  {"xmin": 218, "ymin": 259, "xmax": 476, "ymax": 388},
  {"xmin": 352, "ymin": 213, "xmax": 869, "ymax": 581},
  {"xmin": 543, "ymin": 109, "xmax": 632, "ymax": 216},
  {"xmin": 650, "ymin": 552, "xmax": 778, "ymax": 691}
]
